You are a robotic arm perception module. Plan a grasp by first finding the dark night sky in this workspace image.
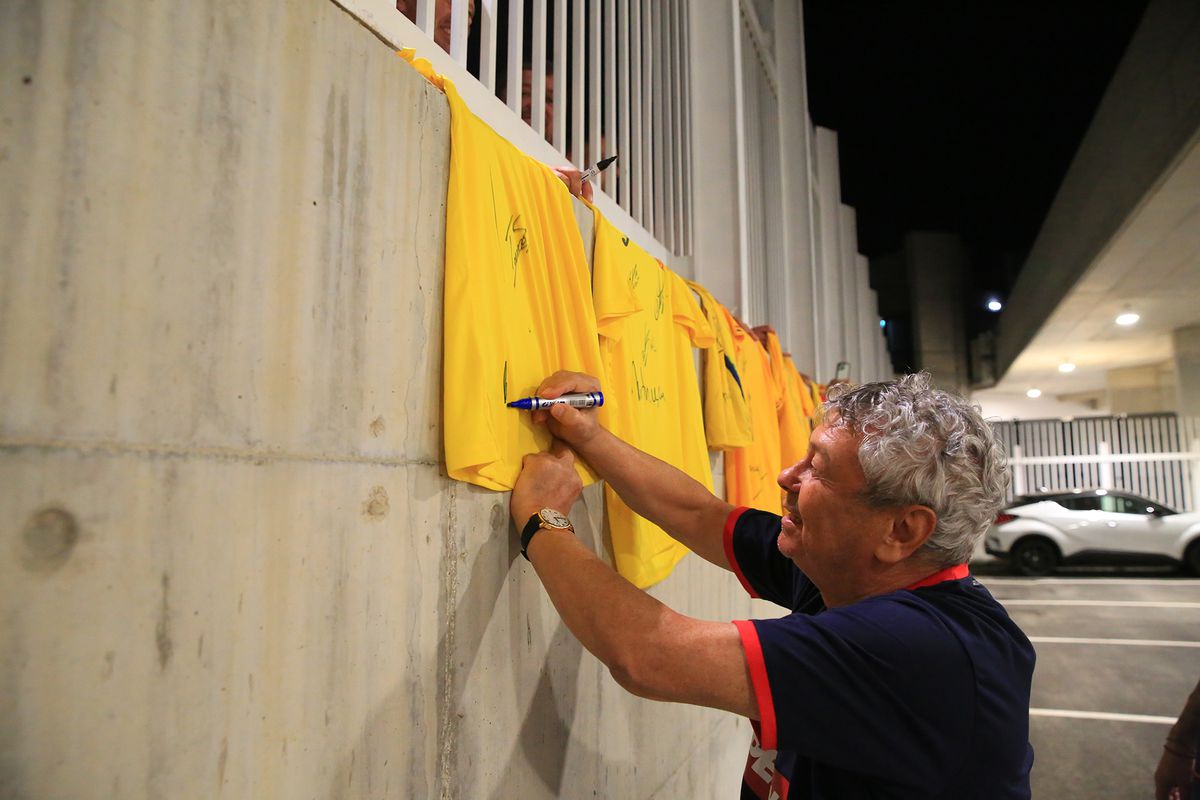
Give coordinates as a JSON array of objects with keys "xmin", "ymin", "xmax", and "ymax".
[{"xmin": 803, "ymin": 0, "xmax": 1148, "ymax": 339}]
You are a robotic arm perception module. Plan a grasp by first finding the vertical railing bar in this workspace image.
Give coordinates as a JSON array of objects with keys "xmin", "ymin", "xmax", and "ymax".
[
  {"xmin": 415, "ymin": 0, "xmax": 435, "ymax": 35},
  {"xmin": 552, "ymin": 0, "xmax": 567, "ymax": 150},
  {"xmin": 651, "ymin": 3, "xmax": 665, "ymax": 245},
  {"xmin": 672, "ymin": 0, "xmax": 681, "ymax": 253},
  {"xmin": 618, "ymin": 0, "xmax": 631, "ymax": 211},
  {"xmin": 604, "ymin": 0, "xmax": 617, "ymax": 196},
  {"xmin": 731, "ymin": 0, "xmax": 751, "ymax": 318},
  {"xmin": 531, "ymin": 0, "xmax": 548, "ymax": 138},
  {"xmin": 676, "ymin": 0, "xmax": 686, "ymax": 253},
  {"xmin": 680, "ymin": 0, "xmax": 692, "ymax": 254},
  {"xmin": 641, "ymin": 0, "xmax": 654, "ymax": 238},
  {"xmin": 630, "ymin": 0, "xmax": 642, "ymax": 221},
  {"xmin": 571, "ymin": 0, "xmax": 585, "ymax": 166},
  {"xmin": 506, "ymin": 0, "xmax": 525, "ymax": 116},
  {"xmin": 450, "ymin": 0, "xmax": 470, "ymax": 63},
  {"xmin": 660, "ymin": 0, "xmax": 676, "ymax": 253},
  {"xmin": 479, "ymin": 0, "xmax": 499, "ymax": 92},
  {"xmin": 588, "ymin": 0, "xmax": 602, "ymax": 172}
]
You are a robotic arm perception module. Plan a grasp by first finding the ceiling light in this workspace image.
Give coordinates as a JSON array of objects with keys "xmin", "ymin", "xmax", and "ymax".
[
  {"xmin": 1058, "ymin": 362, "xmax": 1076, "ymax": 373},
  {"xmin": 986, "ymin": 299, "xmax": 1003, "ymax": 312},
  {"xmin": 1115, "ymin": 312, "xmax": 1140, "ymax": 326},
  {"xmin": 1026, "ymin": 388, "xmax": 1042, "ymax": 399}
]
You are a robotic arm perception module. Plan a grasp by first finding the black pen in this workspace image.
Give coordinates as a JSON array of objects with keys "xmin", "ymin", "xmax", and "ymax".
[{"xmin": 579, "ymin": 155, "xmax": 618, "ymax": 182}]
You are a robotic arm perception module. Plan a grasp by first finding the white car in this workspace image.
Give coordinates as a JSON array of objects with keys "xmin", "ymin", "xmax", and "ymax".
[{"xmin": 984, "ymin": 489, "xmax": 1200, "ymax": 576}]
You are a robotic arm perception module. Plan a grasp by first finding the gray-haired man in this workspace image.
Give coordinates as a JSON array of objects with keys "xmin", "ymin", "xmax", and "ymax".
[{"xmin": 511, "ymin": 371, "xmax": 1034, "ymax": 799}]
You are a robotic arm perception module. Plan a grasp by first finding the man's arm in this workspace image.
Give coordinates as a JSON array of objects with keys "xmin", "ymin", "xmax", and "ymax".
[
  {"xmin": 1156, "ymin": 676, "xmax": 1200, "ymax": 800},
  {"xmin": 532, "ymin": 371, "xmax": 735, "ymax": 570},
  {"xmin": 511, "ymin": 444, "xmax": 757, "ymax": 718}
]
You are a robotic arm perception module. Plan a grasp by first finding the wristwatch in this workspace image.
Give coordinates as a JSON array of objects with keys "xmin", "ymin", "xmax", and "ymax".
[{"xmin": 521, "ymin": 508, "xmax": 574, "ymax": 560}]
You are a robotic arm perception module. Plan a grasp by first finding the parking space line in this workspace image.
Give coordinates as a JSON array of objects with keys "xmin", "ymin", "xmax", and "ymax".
[
  {"xmin": 1030, "ymin": 708, "xmax": 1176, "ymax": 725},
  {"xmin": 1028, "ymin": 636, "xmax": 1200, "ymax": 648},
  {"xmin": 1000, "ymin": 600, "xmax": 1200, "ymax": 608}
]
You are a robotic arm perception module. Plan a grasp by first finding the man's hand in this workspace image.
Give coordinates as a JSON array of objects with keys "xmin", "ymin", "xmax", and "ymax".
[
  {"xmin": 530, "ymin": 371, "xmax": 603, "ymax": 448},
  {"xmin": 510, "ymin": 439, "xmax": 584, "ymax": 528},
  {"xmin": 550, "ymin": 165, "xmax": 594, "ymax": 201}
]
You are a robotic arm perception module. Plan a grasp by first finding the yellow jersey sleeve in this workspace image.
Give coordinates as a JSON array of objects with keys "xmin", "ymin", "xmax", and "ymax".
[
  {"xmin": 685, "ymin": 280, "xmax": 753, "ymax": 449},
  {"xmin": 778, "ymin": 354, "xmax": 814, "ymax": 469},
  {"xmin": 427, "ymin": 66, "xmax": 605, "ymax": 490},
  {"xmin": 724, "ymin": 323, "xmax": 784, "ymax": 515},
  {"xmin": 591, "ymin": 211, "xmax": 712, "ymax": 588}
]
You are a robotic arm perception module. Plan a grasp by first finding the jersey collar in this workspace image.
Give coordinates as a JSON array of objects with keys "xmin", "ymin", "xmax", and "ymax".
[{"xmin": 904, "ymin": 563, "xmax": 969, "ymax": 591}]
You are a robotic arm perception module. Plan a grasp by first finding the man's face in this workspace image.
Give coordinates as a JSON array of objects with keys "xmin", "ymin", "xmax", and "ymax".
[
  {"xmin": 397, "ymin": 0, "xmax": 476, "ymax": 52},
  {"xmin": 520, "ymin": 69, "xmax": 555, "ymax": 134},
  {"xmin": 433, "ymin": 0, "xmax": 475, "ymax": 50},
  {"xmin": 776, "ymin": 417, "xmax": 893, "ymax": 583}
]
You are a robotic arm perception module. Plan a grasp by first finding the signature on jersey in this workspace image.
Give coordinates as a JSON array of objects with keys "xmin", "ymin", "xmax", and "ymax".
[
  {"xmin": 641, "ymin": 328, "xmax": 657, "ymax": 367},
  {"xmin": 654, "ymin": 272, "xmax": 666, "ymax": 320},
  {"xmin": 505, "ymin": 213, "xmax": 529, "ymax": 284},
  {"xmin": 632, "ymin": 361, "xmax": 666, "ymax": 406}
]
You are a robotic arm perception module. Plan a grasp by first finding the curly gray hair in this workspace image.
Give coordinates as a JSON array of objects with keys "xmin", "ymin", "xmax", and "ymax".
[{"xmin": 825, "ymin": 372, "xmax": 1009, "ymax": 566}]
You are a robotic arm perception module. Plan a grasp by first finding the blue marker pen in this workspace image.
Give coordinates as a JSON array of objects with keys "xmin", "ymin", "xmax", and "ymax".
[{"xmin": 507, "ymin": 391, "xmax": 604, "ymax": 411}]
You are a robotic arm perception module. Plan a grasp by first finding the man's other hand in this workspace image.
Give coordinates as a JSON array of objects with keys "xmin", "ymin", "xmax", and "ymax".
[
  {"xmin": 531, "ymin": 371, "xmax": 602, "ymax": 447},
  {"xmin": 511, "ymin": 440, "xmax": 584, "ymax": 528},
  {"xmin": 551, "ymin": 165, "xmax": 594, "ymax": 201}
]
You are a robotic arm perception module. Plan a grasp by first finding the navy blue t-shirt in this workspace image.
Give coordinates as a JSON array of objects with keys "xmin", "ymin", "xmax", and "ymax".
[{"xmin": 722, "ymin": 508, "xmax": 1035, "ymax": 799}]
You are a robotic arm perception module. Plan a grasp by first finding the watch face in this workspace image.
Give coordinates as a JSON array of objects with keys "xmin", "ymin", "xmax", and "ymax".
[{"xmin": 538, "ymin": 508, "xmax": 572, "ymax": 529}]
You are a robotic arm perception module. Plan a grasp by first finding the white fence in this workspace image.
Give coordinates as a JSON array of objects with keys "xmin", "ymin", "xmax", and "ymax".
[
  {"xmin": 386, "ymin": 0, "xmax": 694, "ymax": 255},
  {"xmin": 992, "ymin": 415, "xmax": 1200, "ymax": 512}
]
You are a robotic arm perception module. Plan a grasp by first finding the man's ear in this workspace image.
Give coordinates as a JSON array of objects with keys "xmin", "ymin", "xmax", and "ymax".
[{"xmin": 875, "ymin": 506, "xmax": 937, "ymax": 564}]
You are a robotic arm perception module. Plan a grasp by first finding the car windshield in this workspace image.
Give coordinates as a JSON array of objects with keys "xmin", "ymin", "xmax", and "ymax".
[{"xmin": 1007, "ymin": 491, "xmax": 1176, "ymax": 515}]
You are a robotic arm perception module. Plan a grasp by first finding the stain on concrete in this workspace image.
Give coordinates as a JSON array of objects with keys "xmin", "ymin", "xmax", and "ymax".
[
  {"xmin": 155, "ymin": 572, "xmax": 173, "ymax": 670},
  {"xmin": 369, "ymin": 415, "xmax": 386, "ymax": 437},
  {"xmin": 217, "ymin": 736, "xmax": 228, "ymax": 784},
  {"xmin": 362, "ymin": 485, "xmax": 389, "ymax": 519},
  {"xmin": 102, "ymin": 650, "xmax": 115, "ymax": 679},
  {"xmin": 19, "ymin": 507, "xmax": 80, "ymax": 572},
  {"xmin": 197, "ymin": 634, "xmax": 204, "ymax": 659}
]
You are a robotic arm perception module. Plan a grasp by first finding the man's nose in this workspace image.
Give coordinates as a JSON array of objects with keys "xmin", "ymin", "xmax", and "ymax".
[{"xmin": 777, "ymin": 461, "xmax": 803, "ymax": 492}]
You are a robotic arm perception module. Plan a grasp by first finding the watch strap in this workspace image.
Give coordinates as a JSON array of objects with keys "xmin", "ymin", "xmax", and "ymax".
[{"xmin": 520, "ymin": 513, "xmax": 542, "ymax": 561}]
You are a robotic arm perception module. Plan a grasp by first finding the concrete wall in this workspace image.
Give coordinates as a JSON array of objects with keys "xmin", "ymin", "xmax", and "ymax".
[
  {"xmin": 906, "ymin": 232, "xmax": 969, "ymax": 393},
  {"xmin": 0, "ymin": 1, "xmax": 754, "ymax": 797}
]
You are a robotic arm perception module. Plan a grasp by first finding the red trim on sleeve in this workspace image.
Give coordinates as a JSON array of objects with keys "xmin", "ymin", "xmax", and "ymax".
[
  {"xmin": 723, "ymin": 506, "xmax": 759, "ymax": 598},
  {"xmin": 734, "ymin": 620, "xmax": 778, "ymax": 752},
  {"xmin": 904, "ymin": 563, "xmax": 969, "ymax": 591}
]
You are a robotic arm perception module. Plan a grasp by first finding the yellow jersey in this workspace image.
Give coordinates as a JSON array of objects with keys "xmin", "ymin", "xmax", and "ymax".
[
  {"xmin": 685, "ymin": 280, "xmax": 754, "ymax": 449},
  {"xmin": 779, "ymin": 354, "xmax": 815, "ymax": 469},
  {"xmin": 724, "ymin": 323, "xmax": 783, "ymax": 515},
  {"xmin": 763, "ymin": 330, "xmax": 812, "ymax": 471},
  {"xmin": 405, "ymin": 52, "xmax": 607, "ymax": 490},
  {"xmin": 592, "ymin": 210, "xmax": 714, "ymax": 587}
]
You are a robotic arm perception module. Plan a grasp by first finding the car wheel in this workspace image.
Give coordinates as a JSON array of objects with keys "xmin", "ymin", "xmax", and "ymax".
[
  {"xmin": 1186, "ymin": 541, "xmax": 1200, "ymax": 577},
  {"xmin": 1011, "ymin": 538, "xmax": 1059, "ymax": 577}
]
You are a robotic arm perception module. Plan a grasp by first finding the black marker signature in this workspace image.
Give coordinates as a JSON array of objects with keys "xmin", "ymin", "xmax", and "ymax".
[{"xmin": 505, "ymin": 214, "xmax": 529, "ymax": 285}]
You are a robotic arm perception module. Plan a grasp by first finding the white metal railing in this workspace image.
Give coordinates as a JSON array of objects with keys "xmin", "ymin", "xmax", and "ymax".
[
  {"xmin": 994, "ymin": 415, "xmax": 1200, "ymax": 512},
  {"xmin": 382, "ymin": 0, "xmax": 693, "ymax": 257}
]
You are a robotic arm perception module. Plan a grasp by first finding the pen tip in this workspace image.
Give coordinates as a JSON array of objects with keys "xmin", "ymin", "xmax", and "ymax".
[{"xmin": 598, "ymin": 155, "xmax": 617, "ymax": 170}]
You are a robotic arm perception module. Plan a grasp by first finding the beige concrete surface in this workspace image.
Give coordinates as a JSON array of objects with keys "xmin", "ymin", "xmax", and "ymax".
[{"xmin": 0, "ymin": 0, "xmax": 756, "ymax": 797}]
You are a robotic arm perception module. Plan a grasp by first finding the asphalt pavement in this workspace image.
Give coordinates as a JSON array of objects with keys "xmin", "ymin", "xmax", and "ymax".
[{"xmin": 972, "ymin": 557, "xmax": 1200, "ymax": 798}]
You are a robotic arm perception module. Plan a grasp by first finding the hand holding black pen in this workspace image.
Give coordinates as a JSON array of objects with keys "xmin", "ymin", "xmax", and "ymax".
[{"xmin": 550, "ymin": 155, "xmax": 616, "ymax": 200}]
